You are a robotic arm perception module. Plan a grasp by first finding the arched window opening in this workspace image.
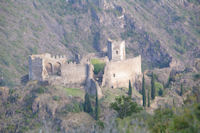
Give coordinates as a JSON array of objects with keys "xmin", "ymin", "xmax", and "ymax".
[
  {"xmin": 45, "ymin": 63, "xmax": 53, "ymax": 75},
  {"xmin": 54, "ymin": 62, "xmax": 61, "ymax": 76}
]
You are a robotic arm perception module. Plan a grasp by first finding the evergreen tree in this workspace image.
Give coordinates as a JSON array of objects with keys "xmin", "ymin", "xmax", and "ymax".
[
  {"xmin": 95, "ymin": 90, "xmax": 99, "ymax": 120},
  {"xmin": 151, "ymin": 72, "xmax": 156, "ymax": 100},
  {"xmin": 84, "ymin": 93, "xmax": 93, "ymax": 115},
  {"xmin": 110, "ymin": 96, "xmax": 143, "ymax": 119},
  {"xmin": 142, "ymin": 74, "xmax": 146, "ymax": 107},
  {"xmin": 128, "ymin": 80, "xmax": 132, "ymax": 97},
  {"xmin": 148, "ymin": 88, "xmax": 150, "ymax": 107},
  {"xmin": 180, "ymin": 84, "xmax": 183, "ymax": 96}
]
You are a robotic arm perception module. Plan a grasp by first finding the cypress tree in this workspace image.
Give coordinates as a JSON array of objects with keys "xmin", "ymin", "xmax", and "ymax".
[
  {"xmin": 128, "ymin": 80, "xmax": 132, "ymax": 97},
  {"xmin": 84, "ymin": 93, "xmax": 93, "ymax": 115},
  {"xmin": 180, "ymin": 84, "xmax": 183, "ymax": 96},
  {"xmin": 95, "ymin": 90, "xmax": 99, "ymax": 120},
  {"xmin": 151, "ymin": 72, "xmax": 155, "ymax": 100},
  {"xmin": 148, "ymin": 88, "xmax": 150, "ymax": 107},
  {"xmin": 142, "ymin": 74, "xmax": 146, "ymax": 107}
]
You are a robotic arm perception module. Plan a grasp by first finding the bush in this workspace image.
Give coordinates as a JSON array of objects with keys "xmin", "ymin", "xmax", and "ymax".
[
  {"xmin": 53, "ymin": 96, "xmax": 60, "ymax": 101},
  {"xmin": 34, "ymin": 86, "xmax": 47, "ymax": 94},
  {"xmin": 155, "ymin": 82, "xmax": 164, "ymax": 96},
  {"xmin": 147, "ymin": 103, "xmax": 200, "ymax": 133},
  {"xmin": 96, "ymin": 120, "xmax": 104, "ymax": 129},
  {"xmin": 193, "ymin": 73, "xmax": 200, "ymax": 80},
  {"xmin": 110, "ymin": 96, "xmax": 142, "ymax": 119}
]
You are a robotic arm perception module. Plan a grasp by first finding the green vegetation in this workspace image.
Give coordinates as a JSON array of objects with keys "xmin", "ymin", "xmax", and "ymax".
[
  {"xmin": 34, "ymin": 86, "xmax": 48, "ymax": 94},
  {"xmin": 148, "ymin": 103, "xmax": 200, "ymax": 133},
  {"xmin": 102, "ymin": 87, "xmax": 130, "ymax": 105},
  {"xmin": 110, "ymin": 95, "xmax": 142, "ymax": 119},
  {"xmin": 180, "ymin": 84, "xmax": 183, "ymax": 96},
  {"xmin": 115, "ymin": 111, "xmax": 150, "ymax": 133},
  {"xmin": 96, "ymin": 120, "xmax": 104, "ymax": 129},
  {"xmin": 151, "ymin": 73, "xmax": 156, "ymax": 100},
  {"xmin": 148, "ymin": 88, "xmax": 150, "ymax": 107},
  {"xmin": 95, "ymin": 90, "xmax": 99, "ymax": 120},
  {"xmin": 53, "ymin": 95, "xmax": 60, "ymax": 101},
  {"xmin": 84, "ymin": 93, "xmax": 93, "ymax": 115},
  {"xmin": 155, "ymin": 82, "xmax": 164, "ymax": 96},
  {"xmin": 142, "ymin": 74, "xmax": 146, "ymax": 107},
  {"xmin": 113, "ymin": 92, "xmax": 200, "ymax": 133},
  {"xmin": 128, "ymin": 80, "xmax": 132, "ymax": 97},
  {"xmin": 64, "ymin": 88, "xmax": 85, "ymax": 99},
  {"xmin": 91, "ymin": 59, "xmax": 106, "ymax": 75},
  {"xmin": 193, "ymin": 73, "xmax": 200, "ymax": 81},
  {"xmin": 188, "ymin": 0, "xmax": 200, "ymax": 4},
  {"xmin": 60, "ymin": 100, "xmax": 83, "ymax": 114}
]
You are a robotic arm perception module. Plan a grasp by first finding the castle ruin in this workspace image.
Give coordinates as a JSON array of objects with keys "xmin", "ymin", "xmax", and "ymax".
[{"xmin": 29, "ymin": 39, "xmax": 142, "ymax": 93}]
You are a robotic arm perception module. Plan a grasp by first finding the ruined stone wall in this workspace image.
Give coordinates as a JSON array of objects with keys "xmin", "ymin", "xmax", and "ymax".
[
  {"xmin": 61, "ymin": 63, "xmax": 88, "ymax": 86},
  {"xmin": 102, "ymin": 55, "xmax": 142, "ymax": 88},
  {"xmin": 29, "ymin": 56, "xmax": 43, "ymax": 81},
  {"xmin": 29, "ymin": 53, "xmax": 67, "ymax": 81}
]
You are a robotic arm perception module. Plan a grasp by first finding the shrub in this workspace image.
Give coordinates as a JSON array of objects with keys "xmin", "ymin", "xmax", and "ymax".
[
  {"xmin": 110, "ymin": 96, "xmax": 142, "ymax": 119},
  {"xmin": 53, "ymin": 96, "xmax": 60, "ymax": 101},
  {"xmin": 193, "ymin": 73, "xmax": 200, "ymax": 80},
  {"xmin": 34, "ymin": 86, "xmax": 47, "ymax": 94},
  {"xmin": 155, "ymin": 82, "xmax": 164, "ymax": 96},
  {"xmin": 96, "ymin": 120, "xmax": 104, "ymax": 129}
]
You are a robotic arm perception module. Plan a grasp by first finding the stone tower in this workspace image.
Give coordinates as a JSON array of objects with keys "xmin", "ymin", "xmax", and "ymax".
[{"xmin": 107, "ymin": 39, "xmax": 126, "ymax": 61}]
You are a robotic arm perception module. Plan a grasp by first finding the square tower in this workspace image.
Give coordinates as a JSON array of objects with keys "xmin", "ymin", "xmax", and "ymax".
[{"xmin": 107, "ymin": 39, "xmax": 126, "ymax": 61}]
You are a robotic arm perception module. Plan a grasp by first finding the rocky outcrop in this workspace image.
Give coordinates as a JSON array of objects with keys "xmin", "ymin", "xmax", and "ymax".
[{"xmin": 85, "ymin": 64, "xmax": 103, "ymax": 98}]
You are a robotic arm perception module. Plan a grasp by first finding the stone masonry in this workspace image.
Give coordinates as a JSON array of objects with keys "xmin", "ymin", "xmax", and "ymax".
[{"xmin": 29, "ymin": 39, "xmax": 142, "ymax": 92}]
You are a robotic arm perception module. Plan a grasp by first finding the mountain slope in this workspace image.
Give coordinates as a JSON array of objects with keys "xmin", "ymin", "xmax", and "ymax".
[{"xmin": 0, "ymin": 0, "xmax": 199, "ymax": 86}]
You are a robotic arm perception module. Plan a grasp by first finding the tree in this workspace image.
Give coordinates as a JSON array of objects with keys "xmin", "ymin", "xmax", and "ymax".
[
  {"xmin": 95, "ymin": 90, "xmax": 99, "ymax": 120},
  {"xmin": 142, "ymin": 74, "xmax": 146, "ymax": 107},
  {"xmin": 180, "ymin": 84, "xmax": 183, "ymax": 96},
  {"xmin": 128, "ymin": 80, "xmax": 132, "ymax": 97},
  {"xmin": 148, "ymin": 88, "xmax": 150, "ymax": 107},
  {"xmin": 84, "ymin": 93, "xmax": 93, "ymax": 115},
  {"xmin": 151, "ymin": 72, "xmax": 156, "ymax": 100},
  {"xmin": 110, "ymin": 95, "xmax": 142, "ymax": 119}
]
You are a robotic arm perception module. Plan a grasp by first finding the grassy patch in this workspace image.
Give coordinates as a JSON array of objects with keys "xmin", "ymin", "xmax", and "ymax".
[
  {"xmin": 91, "ymin": 59, "xmax": 105, "ymax": 75},
  {"xmin": 64, "ymin": 88, "xmax": 85, "ymax": 99}
]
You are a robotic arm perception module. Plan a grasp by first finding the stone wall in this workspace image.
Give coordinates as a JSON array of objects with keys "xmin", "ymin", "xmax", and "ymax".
[
  {"xmin": 29, "ymin": 53, "xmax": 67, "ymax": 81},
  {"xmin": 61, "ymin": 63, "xmax": 89, "ymax": 87},
  {"xmin": 29, "ymin": 40, "xmax": 142, "ymax": 94},
  {"xmin": 102, "ymin": 55, "xmax": 142, "ymax": 88},
  {"xmin": 29, "ymin": 56, "xmax": 43, "ymax": 81}
]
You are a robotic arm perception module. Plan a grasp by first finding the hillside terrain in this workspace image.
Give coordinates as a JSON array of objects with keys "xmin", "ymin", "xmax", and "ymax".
[
  {"xmin": 0, "ymin": 0, "xmax": 200, "ymax": 132},
  {"xmin": 0, "ymin": 0, "xmax": 199, "ymax": 86}
]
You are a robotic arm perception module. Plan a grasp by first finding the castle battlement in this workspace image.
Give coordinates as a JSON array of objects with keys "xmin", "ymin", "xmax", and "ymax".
[
  {"xmin": 29, "ymin": 39, "xmax": 142, "ymax": 89},
  {"xmin": 51, "ymin": 55, "xmax": 66, "ymax": 59}
]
